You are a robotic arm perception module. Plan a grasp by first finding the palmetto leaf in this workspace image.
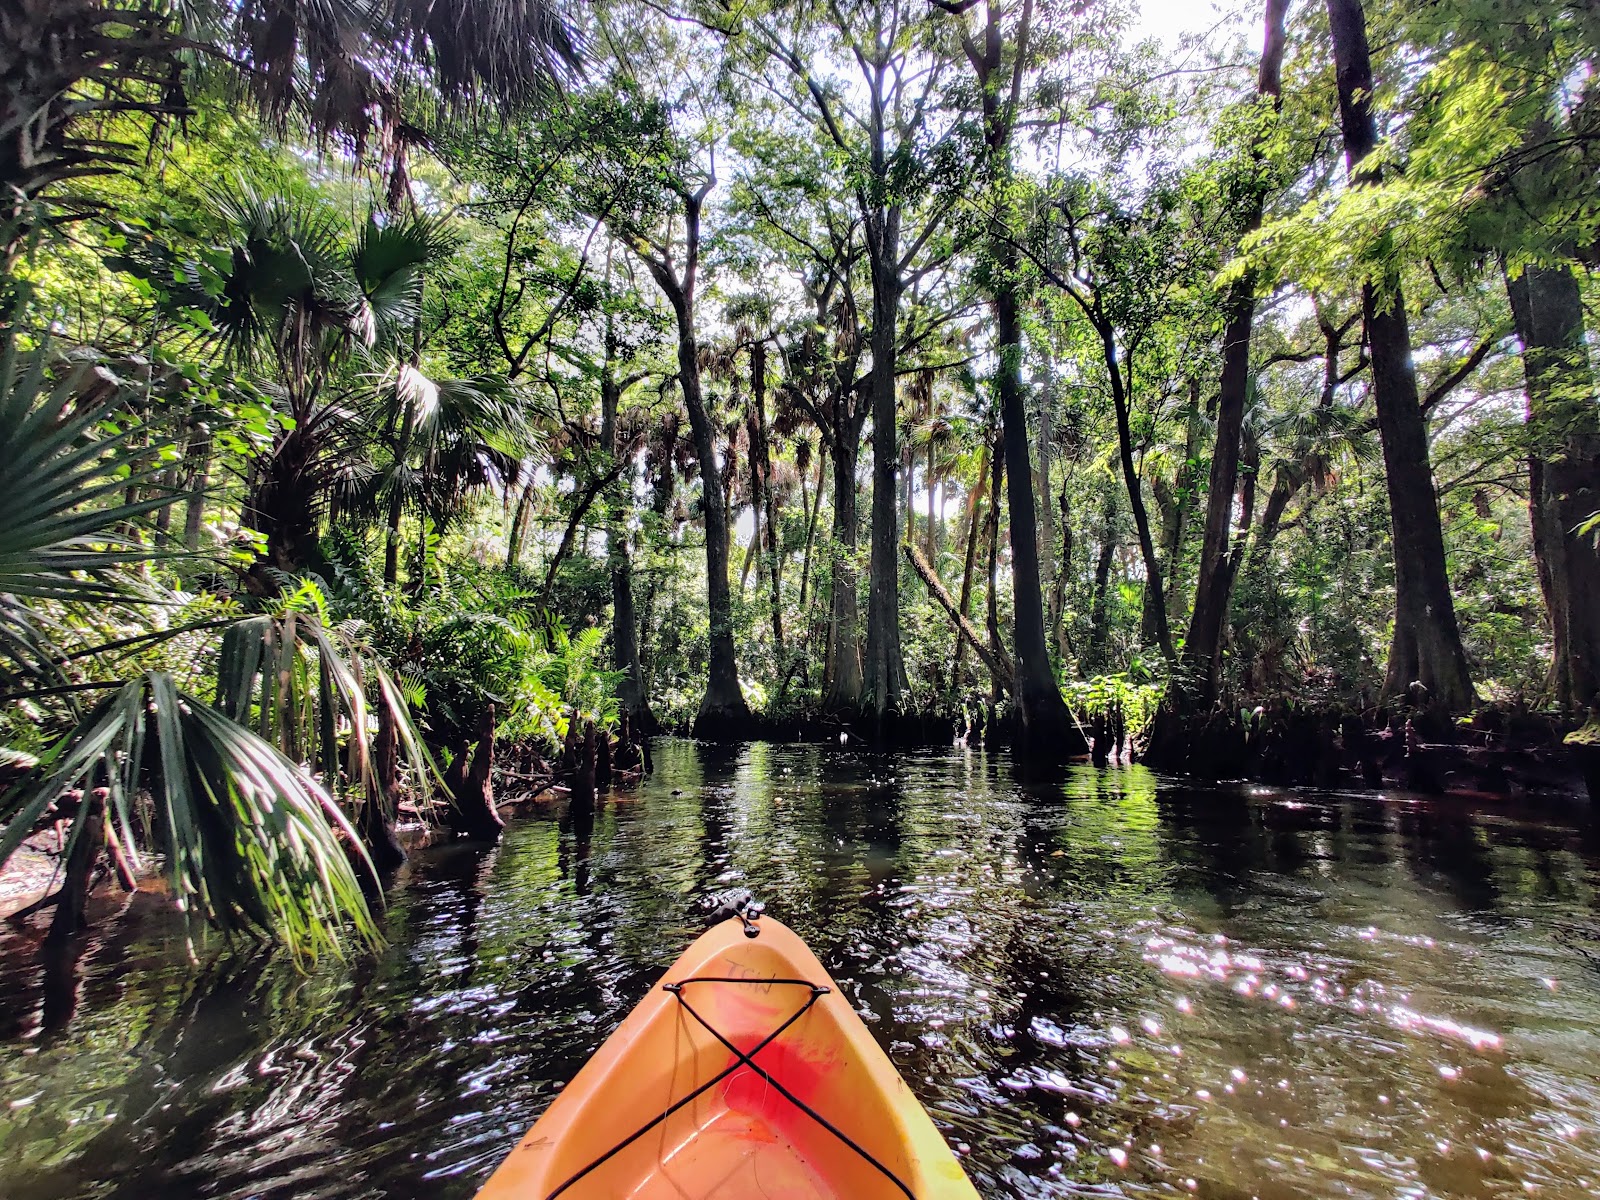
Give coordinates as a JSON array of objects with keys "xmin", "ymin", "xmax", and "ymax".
[
  {"xmin": 0, "ymin": 672, "xmax": 381, "ymax": 963},
  {"xmin": 0, "ymin": 333, "xmax": 186, "ymax": 684}
]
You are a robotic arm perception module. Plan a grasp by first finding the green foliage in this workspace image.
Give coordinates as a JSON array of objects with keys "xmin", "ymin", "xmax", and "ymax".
[
  {"xmin": 1, "ymin": 673, "xmax": 380, "ymax": 963},
  {"xmin": 1062, "ymin": 673, "xmax": 1165, "ymax": 743}
]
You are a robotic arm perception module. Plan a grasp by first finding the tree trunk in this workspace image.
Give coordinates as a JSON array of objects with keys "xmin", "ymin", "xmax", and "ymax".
[
  {"xmin": 985, "ymin": 435, "xmax": 1008, "ymax": 706},
  {"xmin": 383, "ymin": 486, "xmax": 404, "ymax": 586},
  {"xmin": 506, "ymin": 478, "xmax": 535, "ymax": 568},
  {"xmin": 824, "ymin": 429, "xmax": 865, "ymax": 710},
  {"xmin": 995, "ymin": 258, "xmax": 1080, "ymax": 751},
  {"xmin": 633, "ymin": 183, "xmax": 750, "ymax": 732},
  {"xmin": 1328, "ymin": 0, "xmax": 1475, "ymax": 710},
  {"xmin": 46, "ymin": 789, "xmax": 106, "ymax": 943},
  {"xmin": 1086, "ymin": 523, "xmax": 1117, "ymax": 673},
  {"xmin": 1054, "ymin": 482, "xmax": 1072, "ymax": 667},
  {"xmin": 1105, "ymin": 342, "xmax": 1174, "ymax": 662},
  {"xmin": 1163, "ymin": 383, "xmax": 1203, "ymax": 632},
  {"xmin": 750, "ymin": 341, "xmax": 784, "ymax": 662},
  {"xmin": 362, "ymin": 702, "xmax": 408, "ymax": 870},
  {"xmin": 953, "ymin": 442, "xmax": 991, "ymax": 687},
  {"xmin": 1506, "ymin": 261, "xmax": 1600, "ymax": 711},
  {"xmin": 1036, "ymin": 377, "xmax": 1058, "ymax": 659},
  {"xmin": 907, "ymin": 543, "xmax": 1012, "ymax": 690},
  {"xmin": 600, "ymin": 354, "xmax": 651, "ymax": 728},
  {"xmin": 1184, "ymin": 0, "xmax": 1288, "ymax": 707},
  {"xmin": 798, "ymin": 444, "xmax": 826, "ymax": 617},
  {"xmin": 862, "ymin": 217, "xmax": 906, "ymax": 720},
  {"xmin": 183, "ymin": 431, "xmax": 211, "ymax": 552},
  {"xmin": 448, "ymin": 706, "xmax": 504, "ymax": 839}
]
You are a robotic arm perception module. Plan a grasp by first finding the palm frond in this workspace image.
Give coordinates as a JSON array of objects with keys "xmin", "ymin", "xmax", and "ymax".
[{"xmin": 0, "ymin": 672, "xmax": 380, "ymax": 963}]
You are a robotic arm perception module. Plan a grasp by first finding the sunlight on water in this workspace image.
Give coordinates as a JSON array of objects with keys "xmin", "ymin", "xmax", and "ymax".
[{"xmin": 1, "ymin": 740, "xmax": 1598, "ymax": 1199}]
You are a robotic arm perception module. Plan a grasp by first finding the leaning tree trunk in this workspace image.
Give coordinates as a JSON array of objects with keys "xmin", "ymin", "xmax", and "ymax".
[
  {"xmin": 1104, "ymin": 343, "xmax": 1174, "ymax": 662},
  {"xmin": 1506, "ymin": 261, "xmax": 1600, "ymax": 711},
  {"xmin": 995, "ymin": 254, "xmax": 1081, "ymax": 752},
  {"xmin": 1328, "ymin": 0, "xmax": 1475, "ymax": 710},
  {"xmin": 1184, "ymin": 0, "xmax": 1289, "ymax": 708}
]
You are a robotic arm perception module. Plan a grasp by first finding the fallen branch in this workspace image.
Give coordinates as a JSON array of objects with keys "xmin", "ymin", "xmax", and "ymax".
[{"xmin": 904, "ymin": 543, "xmax": 1013, "ymax": 691}]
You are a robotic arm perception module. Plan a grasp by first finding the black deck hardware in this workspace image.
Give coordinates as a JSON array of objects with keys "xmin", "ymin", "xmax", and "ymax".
[{"xmin": 700, "ymin": 887, "xmax": 765, "ymax": 937}]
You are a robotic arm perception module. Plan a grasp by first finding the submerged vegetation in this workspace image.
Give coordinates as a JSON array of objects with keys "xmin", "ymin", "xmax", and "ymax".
[{"xmin": 1, "ymin": 0, "xmax": 1598, "ymax": 953}]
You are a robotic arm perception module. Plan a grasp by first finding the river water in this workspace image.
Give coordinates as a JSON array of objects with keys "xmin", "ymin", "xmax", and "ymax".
[{"xmin": 2, "ymin": 740, "xmax": 1599, "ymax": 1199}]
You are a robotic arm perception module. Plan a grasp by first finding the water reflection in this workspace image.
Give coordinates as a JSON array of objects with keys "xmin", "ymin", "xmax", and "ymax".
[{"xmin": 1, "ymin": 741, "xmax": 1599, "ymax": 1199}]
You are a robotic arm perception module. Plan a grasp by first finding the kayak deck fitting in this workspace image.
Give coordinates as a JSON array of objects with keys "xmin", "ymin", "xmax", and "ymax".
[{"xmin": 475, "ymin": 894, "xmax": 979, "ymax": 1199}]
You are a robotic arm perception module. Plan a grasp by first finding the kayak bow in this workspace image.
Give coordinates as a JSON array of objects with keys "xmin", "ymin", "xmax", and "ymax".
[{"xmin": 476, "ymin": 910, "xmax": 979, "ymax": 1199}]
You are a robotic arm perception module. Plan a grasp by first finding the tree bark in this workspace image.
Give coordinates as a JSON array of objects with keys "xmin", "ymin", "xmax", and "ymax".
[
  {"xmin": 749, "ymin": 340, "xmax": 785, "ymax": 662},
  {"xmin": 861, "ymin": 211, "xmax": 906, "ymax": 720},
  {"xmin": 906, "ymin": 543, "xmax": 1013, "ymax": 690},
  {"xmin": 824, "ymin": 428, "xmax": 865, "ymax": 709},
  {"xmin": 46, "ymin": 789, "xmax": 106, "ymax": 943},
  {"xmin": 995, "ymin": 253, "xmax": 1080, "ymax": 750},
  {"xmin": 1086, "ymin": 519, "xmax": 1117, "ymax": 673},
  {"xmin": 633, "ymin": 183, "xmax": 752, "ymax": 732},
  {"xmin": 1506, "ymin": 261, "xmax": 1600, "ymax": 710},
  {"xmin": 1327, "ymin": 0, "xmax": 1475, "ymax": 710},
  {"xmin": 1104, "ymin": 338, "xmax": 1174, "ymax": 662},
  {"xmin": 953, "ymin": 441, "xmax": 991, "ymax": 687},
  {"xmin": 1182, "ymin": 0, "xmax": 1288, "ymax": 706},
  {"xmin": 600, "ymin": 335, "xmax": 651, "ymax": 728},
  {"xmin": 363, "ymin": 701, "xmax": 408, "ymax": 870},
  {"xmin": 984, "ymin": 432, "xmax": 1009, "ymax": 706}
]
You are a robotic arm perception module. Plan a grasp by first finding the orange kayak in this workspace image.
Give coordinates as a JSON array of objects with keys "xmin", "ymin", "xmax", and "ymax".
[{"xmin": 476, "ymin": 910, "xmax": 980, "ymax": 1199}]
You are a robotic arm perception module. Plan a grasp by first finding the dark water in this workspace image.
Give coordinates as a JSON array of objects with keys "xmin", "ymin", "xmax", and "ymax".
[{"xmin": 3, "ymin": 740, "xmax": 1600, "ymax": 1199}]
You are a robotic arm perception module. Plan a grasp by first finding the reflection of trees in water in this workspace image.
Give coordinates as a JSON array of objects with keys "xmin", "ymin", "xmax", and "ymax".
[{"xmin": 7, "ymin": 743, "xmax": 1600, "ymax": 1200}]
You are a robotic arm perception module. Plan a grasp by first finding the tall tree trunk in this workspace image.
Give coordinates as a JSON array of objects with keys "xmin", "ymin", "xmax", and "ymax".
[
  {"xmin": 995, "ymin": 253, "xmax": 1079, "ymax": 750},
  {"xmin": 1054, "ymin": 482, "xmax": 1072, "ymax": 667},
  {"xmin": 183, "ymin": 430, "xmax": 211, "ymax": 552},
  {"xmin": 1036, "ymin": 376, "xmax": 1058, "ymax": 659},
  {"xmin": 363, "ymin": 702, "xmax": 408, "ymax": 870},
  {"xmin": 862, "ymin": 213, "xmax": 906, "ymax": 719},
  {"xmin": 1506, "ymin": 261, "xmax": 1600, "ymax": 711},
  {"xmin": 985, "ymin": 438, "xmax": 1008, "ymax": 709},
  {"xmin": 383, "ymin": 487, "xmax": 405, "ymax": 585},
  {"xmin": 1183, "ymin": 0, "xmax": 1288, "ymax": 707},
  {"xmin": 750, "ymin": 341, "xmax": 784, "ymax": 661},
  {"xmin": 1163, "ymin": 382, "xmax": 1203, "ymax": 632},
  {"xmin": 600, "ymin": 345, "xmax": 650, "ymax": 728},
  {"xmin": 824, "ymin": 430, "xmax": 865, "ymax": 710},
  {"xmin": 636, "ymin": 185, "xmax": 751, "ymax": 732},
  {"xmin": 1086, "ymin": 512, "xmax": 1117, "ymax": 673},
  {"xmin": 798, "ymin": 444, "xmax": 827, "ymax": 617},
  {"xmin": 1328, "ymin": 0, "xmax": 1475, "ymax": 710},
  {"xmin": 953, "ymin": 441, "xmax": 991, "ymax": 687},
  {"xmin": 506, "ymin": 478, "xmax": 535, "ymax": 568},
  {"xmin": 1105, "ymin": 342, "xmax": 1174, "ymax": 662}
]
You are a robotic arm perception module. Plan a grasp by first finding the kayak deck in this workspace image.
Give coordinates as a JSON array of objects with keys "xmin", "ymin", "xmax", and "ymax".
[{"xmin": 476, "ymin": 915, "xmax": 978, "ymax": 1199}]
